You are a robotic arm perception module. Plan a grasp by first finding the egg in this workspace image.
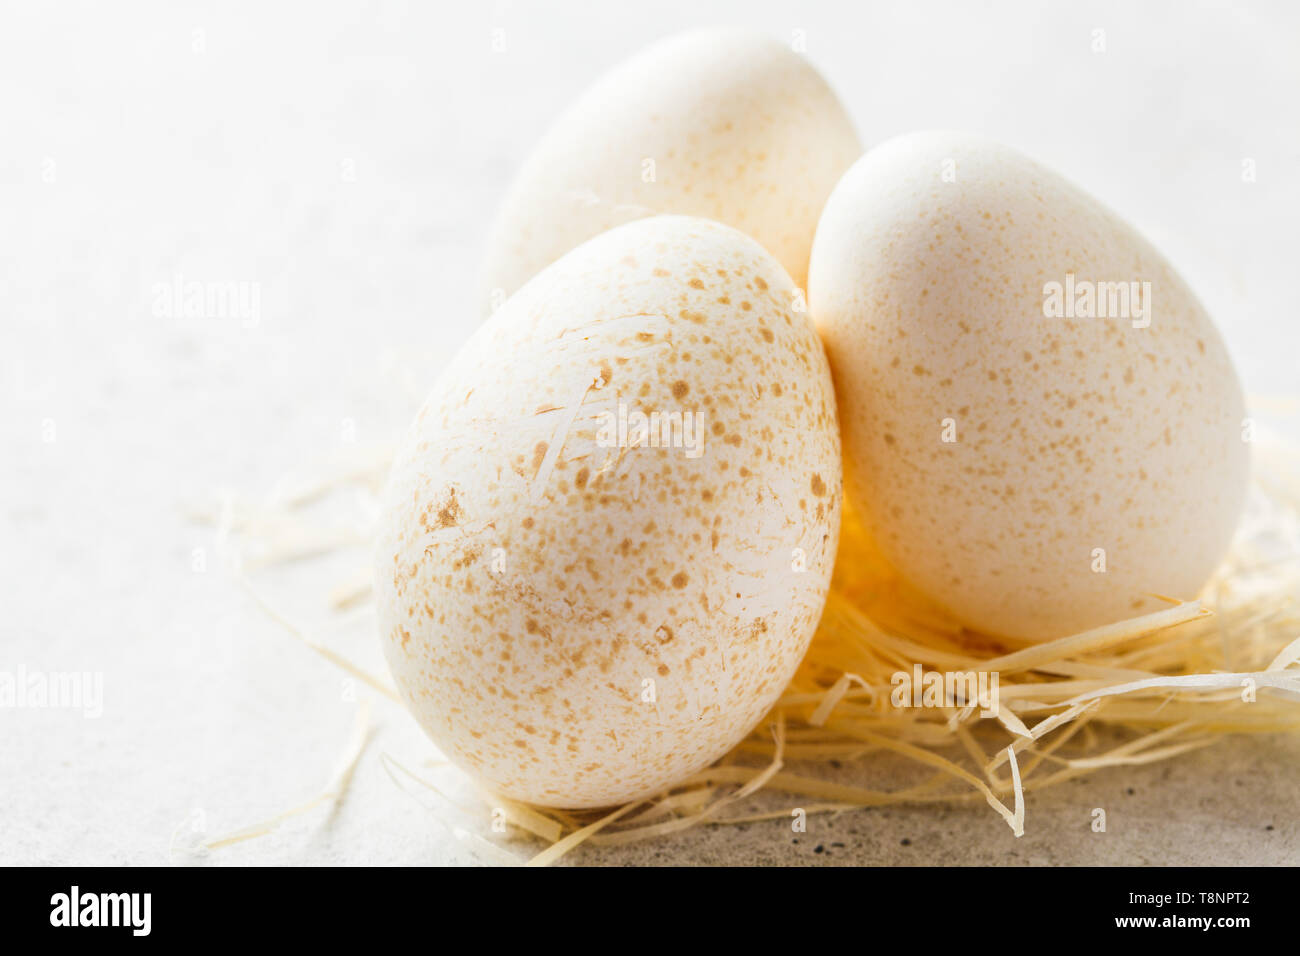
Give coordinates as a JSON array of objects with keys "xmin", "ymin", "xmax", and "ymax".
[
  {"xmin": 808, "ymin": 131, "xmax": 1248, "ymax": 641},
  {"xmin": 377, "ymin": 215, "xmax": 842, "ymax": 807},
  {"xmin": 477, "ymin": 28, "xmax": 861, "ymax": 316}
]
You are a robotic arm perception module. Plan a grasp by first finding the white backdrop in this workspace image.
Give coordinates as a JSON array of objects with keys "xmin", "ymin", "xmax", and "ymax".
[{"xmin": 3, "ymin": 1, "xmax": 1297, "ymax": 865}]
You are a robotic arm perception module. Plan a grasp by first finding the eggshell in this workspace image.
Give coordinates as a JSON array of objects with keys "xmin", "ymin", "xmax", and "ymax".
[
  {"xmin": 478, "ymin": 28, "xmax": 861, "ymax": 315},
  {"xmin": 808, "ymin": 131, "xmax": 1248, "ymax": 641},
  {"xmin": 378, "ymin": 215, "xmax": 842, "ymax": 807}
]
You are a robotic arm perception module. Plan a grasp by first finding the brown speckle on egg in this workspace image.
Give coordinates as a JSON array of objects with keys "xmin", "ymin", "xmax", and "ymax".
[
  {"xmin": 376, "ymin": 216, "xmax": 841, "ymax": 806},
  {"xmin": 809, "ymin": 131, "xmax": 1248, "ymax": 641}
]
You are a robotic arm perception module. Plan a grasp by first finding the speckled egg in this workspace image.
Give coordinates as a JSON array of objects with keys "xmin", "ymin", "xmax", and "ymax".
[
  {"xmin": 808, "ymin": 131, "xmax": 1248, "ymax": 641},
  {"xmin": 378, "ymin": 215, "xmax": 842, "ymax": 807},
  {"xmin": 477, "ymin": 28, "xmax": 861, "ymax": 316}
]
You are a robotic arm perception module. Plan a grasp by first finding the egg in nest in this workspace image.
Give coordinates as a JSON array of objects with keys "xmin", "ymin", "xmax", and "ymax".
[
  {"xmin": 478, "ymin": 28, "xmax": 862, "ymax": 315},
  {"xmin": 378, "ymin": 215, "xmax": 842, "ymax": 807},
  {"xmin": 809, "ymin": 131, "xmax": 1249, "ymax": 641}
]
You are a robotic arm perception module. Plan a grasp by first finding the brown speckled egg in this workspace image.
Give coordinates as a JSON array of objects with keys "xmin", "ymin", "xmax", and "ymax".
[
  {"xmin": 377, "ymin": 216, "xmax": 842, "ymax": 807},
  {"xmin": 477, "ymin": 28, "xmax": 861, "ymax": 316},
  {"xmin": 809, "ymin": 132, "xmax": 1248, "ymax": 641}
]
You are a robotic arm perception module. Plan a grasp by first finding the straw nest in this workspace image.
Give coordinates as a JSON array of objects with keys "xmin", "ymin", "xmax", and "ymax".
[{"xmin": 181, "ymin": 422, "xmax": 1300, "ymax": 865}]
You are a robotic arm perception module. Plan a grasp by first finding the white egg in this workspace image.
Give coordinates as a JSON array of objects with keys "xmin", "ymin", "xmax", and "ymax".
[
  {"xmin": 809, "ymin": 132, "xmax": 1249, "ymax": 640},
  {"xmin": 378, "ymin": 216, "xmax": 841, "ymax": 806},
  {"xmin": 478, "ymin": 28, "xmax": 861, "ymax": 315}
]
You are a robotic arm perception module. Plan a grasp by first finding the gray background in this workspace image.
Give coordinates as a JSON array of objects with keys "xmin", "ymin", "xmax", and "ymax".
[{"xmin": 3, "ymin": 0, "xmax": 1297, "ymax": 865}]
